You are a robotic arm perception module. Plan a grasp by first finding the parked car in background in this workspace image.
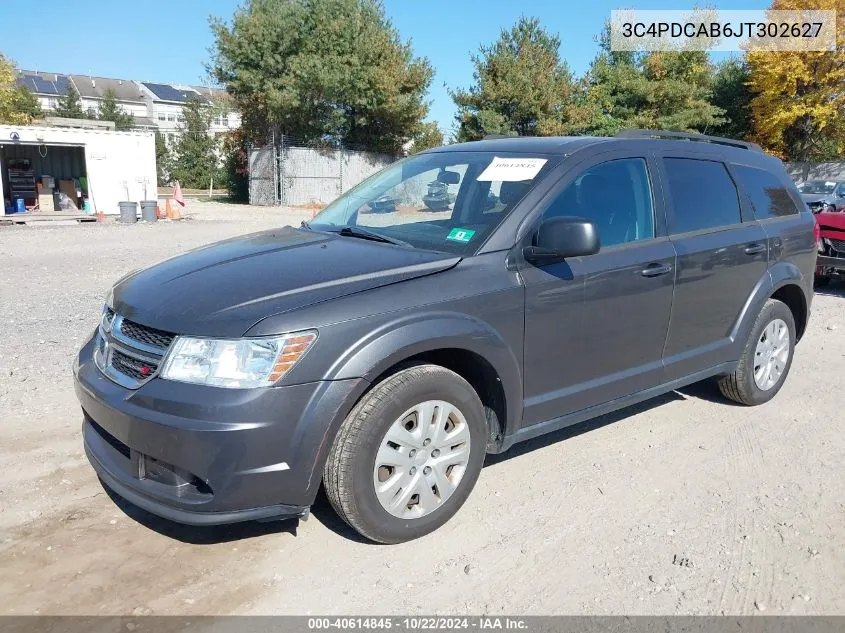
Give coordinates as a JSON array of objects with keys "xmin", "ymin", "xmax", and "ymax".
[
  {"xmin": 798, "ymin": 180, "xmax": 845, "ymax": 213},
  {"xmin": 75, "ymin": 130, "xmax": 816, "ymax": 543},
  {"xmin": 367, "ymin": 192, "xmax": 396, "ymax": 213},
  {"xmin": 815, "ymin": 210, "xmax": 845, "ymax": 286}
]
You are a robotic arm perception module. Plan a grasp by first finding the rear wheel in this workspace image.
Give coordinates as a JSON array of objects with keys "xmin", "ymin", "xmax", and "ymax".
[
  {"xmin": 324, "ymin": 364, "xmax": 487, "ymax": 543},
  {"xmin": 718, "ymin": 299, "xmax": 795, "ymax": 406}
]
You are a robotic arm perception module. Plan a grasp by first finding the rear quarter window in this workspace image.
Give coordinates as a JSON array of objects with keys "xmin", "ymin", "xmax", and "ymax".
[
  {"xmin": 663, "ymin": 158, "xmax": 742, "ymax": 234},
  {"xmin": 733, "ymin": 164, "xmax": 800, "ymax": 219}
]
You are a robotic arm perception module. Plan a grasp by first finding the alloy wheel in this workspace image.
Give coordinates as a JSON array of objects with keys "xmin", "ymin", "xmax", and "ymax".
[{"xmin": 753, "ymin": 318, "xmax": 790, "ymax": 391}]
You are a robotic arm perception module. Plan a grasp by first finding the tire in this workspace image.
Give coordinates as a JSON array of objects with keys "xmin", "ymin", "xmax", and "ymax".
[
  {"xmin": 718, "ymin": 299, "xmax": 796, "ymax": 406},
  {"xmin": 324, "ymin": 364, "xmax": 487, "ymax": 543}
]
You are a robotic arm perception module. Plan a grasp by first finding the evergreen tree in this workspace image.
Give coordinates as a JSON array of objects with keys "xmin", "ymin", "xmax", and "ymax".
[
  {"xmin": 451, "ymin": 17, "xmax": 575, "ymax": 141},
  {"xmin": 170, "ymin": 96, "xmax": 221, "ymax": 189},
  {"xmin": 54, "ymin": 85, "xmax": 85, "ymax": 119},
  {"xmin": 97, "ymin": 88, "xmax": 135, "ymax": 130},
  {"xmin": 210, "ymin": 0, "xmax": 433, "ymax": 153},
  {"xmin": 710, "ymin": 57, "xmax": 752, "ymax": 141},
  {"xmin": 154, "ymin": 132, "xmax": 173, "ymax": 186}
]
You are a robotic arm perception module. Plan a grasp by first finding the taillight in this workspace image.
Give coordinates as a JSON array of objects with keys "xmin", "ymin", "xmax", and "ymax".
[{"xmin": 813, "ymin": 218, "xmax": 821, "ymax": 243}]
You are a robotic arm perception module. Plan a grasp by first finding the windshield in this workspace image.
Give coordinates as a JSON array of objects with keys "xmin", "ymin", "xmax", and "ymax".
[
  {"xmin": 309, "ymin": 151, "xmax": 558, "ymax": 255},
  {"xmin": 799, "ymin": 181, "xmax": 837, "ymax": 194}
]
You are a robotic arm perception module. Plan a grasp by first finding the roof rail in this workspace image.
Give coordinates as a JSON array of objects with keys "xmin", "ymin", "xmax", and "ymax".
[{"xmin": 615, "ymin": 129, "xmax": 762, "ymax": 152}]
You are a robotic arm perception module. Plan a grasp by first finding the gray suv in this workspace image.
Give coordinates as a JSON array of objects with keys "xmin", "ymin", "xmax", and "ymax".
[{"xmin": 74, "ymin": 130, "xmax": 816, "ymax": 543}]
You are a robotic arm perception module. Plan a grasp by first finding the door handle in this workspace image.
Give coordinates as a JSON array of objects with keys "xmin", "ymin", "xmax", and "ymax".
[
  {"xmin": 641, "ymin": 263, "xmax": 672, "ymax": 277},
  {"xmin": 745, "ymin": 243, "xmax": 766, "ymax": 255}
]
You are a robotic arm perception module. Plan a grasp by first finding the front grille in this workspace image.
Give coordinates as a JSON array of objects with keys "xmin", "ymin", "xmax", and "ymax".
[
  {"xmin": 119, "ymin": 319, "xmax": 175, "ymax": 350},
  {"xmin": 808, "ymin": 201, "xmax": 824, "ymax": 211},
  {"xmin": 830, "ymin": 239, "xmax": 845, "ymax": 254},
  {"xmin": 110, "ymin": 349, "xmax": 159, "ymax": 382}
]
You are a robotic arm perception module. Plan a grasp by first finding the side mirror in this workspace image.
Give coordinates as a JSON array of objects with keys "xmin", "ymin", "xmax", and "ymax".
[{"xmin": 524, "ymin": 216, "xmax": 600, "ymax": 265}]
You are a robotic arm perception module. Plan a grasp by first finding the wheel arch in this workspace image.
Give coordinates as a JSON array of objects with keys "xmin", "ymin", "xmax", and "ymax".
[
  {"xmin": 732, "ymin": 263, "xmax": 810, "ymax": 348},
  {"xmin": 299, "ymin": 313, "xmax": 522, "ymax": 499}
]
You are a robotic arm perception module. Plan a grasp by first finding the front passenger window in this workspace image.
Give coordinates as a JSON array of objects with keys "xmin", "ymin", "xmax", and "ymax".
[{"xmin": 543, "ymin": 158, "xmax": 655, "ymax": 248}]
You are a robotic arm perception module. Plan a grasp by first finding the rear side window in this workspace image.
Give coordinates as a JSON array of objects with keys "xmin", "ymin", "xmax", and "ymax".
[
  {"xmin": 663, "ymin": 158, "xmax": 741, "ymax": 234},
  {"xmin": 733, "ymin": 164, "xmax": 799, "ymax": 219}
]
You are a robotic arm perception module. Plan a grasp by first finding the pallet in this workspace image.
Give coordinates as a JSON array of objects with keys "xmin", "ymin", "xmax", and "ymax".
[{"xmin": 2, "ymin": 213, "xmax": 98, "ymax": 225}]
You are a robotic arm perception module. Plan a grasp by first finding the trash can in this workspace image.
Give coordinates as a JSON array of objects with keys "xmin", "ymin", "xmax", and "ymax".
[
  {"xmin": 15, "ymin": 198, "xmax": 25, "ymax": 213},
  {"xmin": 140, "ymin": 201, "xmax": 158, "ymax": 222},
  {"xmin": 119, "ymin": 201, "xmax": 138, "ymax": 224}
]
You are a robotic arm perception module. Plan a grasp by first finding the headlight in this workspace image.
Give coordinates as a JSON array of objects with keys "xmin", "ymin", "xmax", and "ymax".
[{"xmin": 160, "ymin": 331, "xmax": 317, "ymax": 388}]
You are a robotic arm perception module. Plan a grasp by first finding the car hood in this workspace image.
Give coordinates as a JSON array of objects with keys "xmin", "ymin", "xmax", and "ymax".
[
  {"xmin": 817, "ymin": 211, "xmax": 845, "ymax": 233},
  {"xmin": 801, "ymin": 193, "xmax": 832, "ymax": 204},
  {"xmin": 112, "ymin": 227, "xmax": 460, "ymax": 337}
]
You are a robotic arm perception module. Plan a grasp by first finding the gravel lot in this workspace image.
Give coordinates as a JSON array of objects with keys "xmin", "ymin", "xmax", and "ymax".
[{"xmin": 1, "ymin": 201, "xmax": 843, "ymax": 615}]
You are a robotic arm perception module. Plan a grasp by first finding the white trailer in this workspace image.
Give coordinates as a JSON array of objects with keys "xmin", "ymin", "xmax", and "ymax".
[{"xmin": 0, "ymin": 123, "xmax": 156, "ymax": 217}]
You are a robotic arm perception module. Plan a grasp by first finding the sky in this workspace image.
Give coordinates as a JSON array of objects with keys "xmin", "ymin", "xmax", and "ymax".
[{"xmin": 2, "ymin": 0, "xmax": 768, "ymax": 135}]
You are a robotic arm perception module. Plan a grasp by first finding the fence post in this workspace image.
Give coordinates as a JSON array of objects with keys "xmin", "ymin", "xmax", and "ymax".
[
  {"xmin": 339, "ymin": 142, "xmax": 344, "ymax": 196},
  {"xmin": 278, "ymin": 134, "xmax": 286, "ymax": 206}
]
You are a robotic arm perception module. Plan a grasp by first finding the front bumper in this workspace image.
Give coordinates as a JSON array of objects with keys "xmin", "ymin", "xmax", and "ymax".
[
  {"xmin": 74, "ymin": 334, "xmax": 366, "ymax": 525},
  {"xmin": 817, "ymin": 254, "xmax": 845, "ymax": 269}
]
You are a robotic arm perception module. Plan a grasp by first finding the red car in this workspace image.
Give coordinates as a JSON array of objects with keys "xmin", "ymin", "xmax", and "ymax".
[{"xmin": 815, "ymin": 210, "xmax": 845, "ymax": 286}]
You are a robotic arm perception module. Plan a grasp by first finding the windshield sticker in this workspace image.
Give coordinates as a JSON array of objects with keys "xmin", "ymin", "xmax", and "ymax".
[
  {"xmin": 446, "ymin": 228, "xmax": 476, "ymax": 243},
  {"xmin": 477, "ymin": 157, "xmax": 547, "ymax": 182}
]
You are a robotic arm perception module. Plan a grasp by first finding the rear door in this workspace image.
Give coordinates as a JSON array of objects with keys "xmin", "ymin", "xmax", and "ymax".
[
  {"xmin": 731, "ymin": 162, "xmax": 815, "ymax": 274},
  {"xmin": 658, "ymin": 155, "xmax": 768, "ymax": 381},
  {"xmin": 520, "ymin": 152, "xmax": 676, "ymax": 426}
]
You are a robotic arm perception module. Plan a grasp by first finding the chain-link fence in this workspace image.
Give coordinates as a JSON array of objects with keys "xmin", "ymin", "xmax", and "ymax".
[
  {"xmin": 785, "ymin": 161, "xmax": 845, "ymax": 183},
  {"xmin": 249, "ymin": 137, "xmax": 397, "ymax": 206}
]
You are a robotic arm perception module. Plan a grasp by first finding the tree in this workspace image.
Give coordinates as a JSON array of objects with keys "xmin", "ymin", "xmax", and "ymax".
[
  {"xmin": 709, "ymin": 57, "xmax": 752, "ymax": 141},
  {"xmin": 451, "ymin": 17, "xmax": 575, "ymax": 141},
  {"xmin": 154, "ymin": 132, "xmax": 173, "ymax": 186},
  {"xmin": 210, "ymin": 0, "xmax": 433, "ymax": 153},
  {"xmin": 410, "ymin": 122, "xmax": 443, "ymax": 153},
  {"xmin": 0, "ymin": 54, "xmax": 42, "ymax": 124},
  {"xmin": 98, "ymin": 88, "xmax": 135, "ymax": 130},
  {"xmin": 221, "ymin": 129, "xmax": 250, "ymax": 202},
  {"xmin": 170, "ymin": 96, "xmax": 221, "ymax": 189},
  {"xmin": 54, "ymin": 84, "xmax": 85, "ymax": 119},
  {"xmin": 574, "ymin": 22, "xmax": 724, "ymax": 136},
  {"xmin": 747, "ymin": 0, "xmax": 845, "ymax": 160}
]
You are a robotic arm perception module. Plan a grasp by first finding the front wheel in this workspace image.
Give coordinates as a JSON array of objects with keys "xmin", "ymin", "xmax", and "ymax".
[
  {"xmin": 324, "ymin": 364, "xmax": 487, "ymax": 543},
  {"xmin": 718, "ymin": 299, "xmax": 795, "ymax": 406}
]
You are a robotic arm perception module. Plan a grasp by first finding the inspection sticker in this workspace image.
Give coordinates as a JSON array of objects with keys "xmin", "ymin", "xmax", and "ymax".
[
  {"xmin": 447, "ymin": 228, "xmax": 476, "ymax": 243},
  {"xmin": 477, "ymin": 157, "xmax": 547, "ymax": 182}
]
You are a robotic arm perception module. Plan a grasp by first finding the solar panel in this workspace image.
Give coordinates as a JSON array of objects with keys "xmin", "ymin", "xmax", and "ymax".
[
  {"xmin": 55, "ymin": 75, "xmax": 72, "ymax": 94},
  {"xmin": 32, "ymin": 76, "xmax": 60, "ymax": 95},
  {"xmin": 143, "ymin": 82, "xmax": 187, "ymax": 101}
]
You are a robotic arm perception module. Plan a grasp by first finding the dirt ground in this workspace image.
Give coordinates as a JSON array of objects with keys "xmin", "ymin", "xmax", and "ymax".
[{"xmin": 0, "ymin": 200, "xmax": 843, "ymax": 616}]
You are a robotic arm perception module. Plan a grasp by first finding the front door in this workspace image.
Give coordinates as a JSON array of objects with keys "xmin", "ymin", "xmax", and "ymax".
[{"xmin": 521, "ymin": 155, "xmax": 676, "ymax": 427}]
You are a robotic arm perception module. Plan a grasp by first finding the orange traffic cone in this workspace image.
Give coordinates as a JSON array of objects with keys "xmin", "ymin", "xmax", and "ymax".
[
  {"xmin": 156, "ymin": 205, "xmax": 163, "ymax": 220},
  {"xmin": 97, "ymin": 208, "xmax": 105, "ymax": 222},
  {"xmin": 168, "ymin": 197, "xmax": 183, "ymax": 220},
  {"xmin": 165, "ymin": 198, "xmax": 174, "ymax": 219}
]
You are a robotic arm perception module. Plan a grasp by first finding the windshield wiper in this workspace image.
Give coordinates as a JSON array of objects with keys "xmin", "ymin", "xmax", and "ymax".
[{"xmin": 334, "ymin": 226, "xmax": 412, "ymax": 248}]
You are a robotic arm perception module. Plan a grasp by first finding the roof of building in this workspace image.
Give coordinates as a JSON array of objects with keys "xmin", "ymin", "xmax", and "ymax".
[
  {"xmin": 141, "ymin": 82, "xmax": 209, "ymax": 103},
  {"xmin": 17, "ymin": 72, "xmax": 73, "ymax": 96},
  {"xmin": 69, "ymin": 75, "xmax": 147, "ymax": 103}
]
